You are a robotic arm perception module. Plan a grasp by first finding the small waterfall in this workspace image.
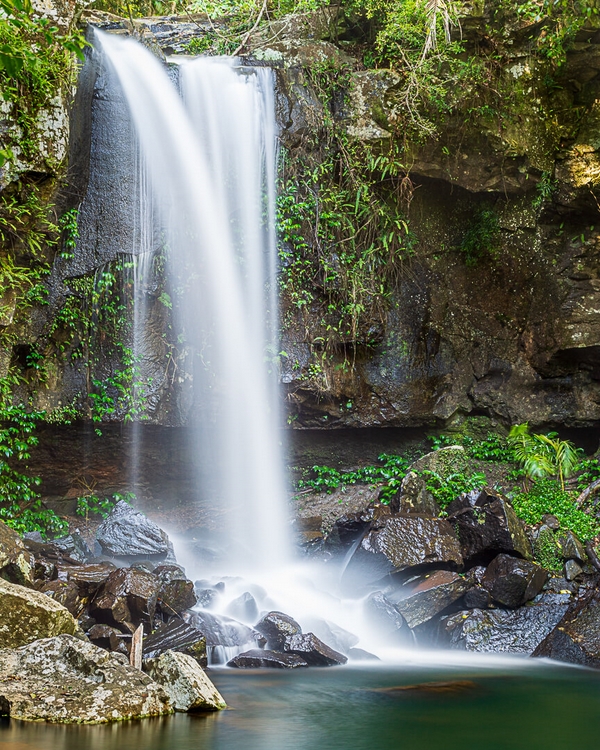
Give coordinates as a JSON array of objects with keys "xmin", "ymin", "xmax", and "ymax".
[{"xmin": 96, "ymin": 31, "xmax": 290, "ymax": 574}]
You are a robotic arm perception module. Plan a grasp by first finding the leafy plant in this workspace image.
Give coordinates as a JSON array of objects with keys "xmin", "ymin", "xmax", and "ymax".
[
  {"xmin": 58, "ymin": 208, "xmax": 80, "ymax": 260},
  {"xmin": 510, "ymin": 478, "xmax": 599, "ymax": 541},
  {"xmin": 422, "ymin": 469, "xmax": 486, "ymax": 510},
  {"xmin": 459, "ymin": 208, "xmax": 500, "ymax": 267},
  {"xmin": 508, "ymin": 423, "xmax": 580, "ymax": 490},
  {"xmin": 76, "ymin": 491, "xmax": 134, "ymax": 521}
]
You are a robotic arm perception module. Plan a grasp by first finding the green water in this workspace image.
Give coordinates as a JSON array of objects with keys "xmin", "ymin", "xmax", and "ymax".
[{"xmin": 1, "ymin": 661, "xmax": 599, "ymax": 750}]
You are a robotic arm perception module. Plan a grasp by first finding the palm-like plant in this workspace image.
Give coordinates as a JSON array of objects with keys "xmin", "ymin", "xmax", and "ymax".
[{"xmin": 508, "ymin": 423, "xmax": 580, "ymax": 490}]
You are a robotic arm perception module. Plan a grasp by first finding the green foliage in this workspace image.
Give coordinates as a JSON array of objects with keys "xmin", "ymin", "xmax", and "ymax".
[
  {"xmin": 430, "ymin": 431, "xmax": 515, "ymax": 463},
  {"xmin": 533, "ymin": 524, "xmax": 563, "ymax": 572},
  {"xmin": 76, "ymin": 491, "xmax": 134, "ymax": 521},
  {"xmin": 459, "ymin": 208, "xmax": 500, "ymax": 267},
  {"xmin": 422, "ymin": 469, "xmax": 486, "ymax": 510},
  {"xmin": 508, "ymin": 422, "xmax": 580, "ymax": 490},
  {"xmin": 576, "ymin": 457, "xmax": 600, "ymax": 491},
  {"xmin": 58, "ymin": 208, "xmax": 79, "ymax": 260},
  {"xmin": 511, "ymin": 478, "xmax": 600, "ymax": 541},
  {"xmin": 0, "ymin": 375, "xmax": 67, "ymax": 537},
  {"xmin": 298, "ymin": 453, "xmax": 409, "ymax": 502}
]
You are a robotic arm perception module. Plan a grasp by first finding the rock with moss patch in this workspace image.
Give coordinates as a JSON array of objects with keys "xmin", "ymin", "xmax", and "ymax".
[
  {"xmin": 0, "ymin": 578, "xmax": 79, "ymax": 648},
  {"xmin": 0, "ymin": 634, "xmax": 172, "ymax": 723},
  {"xmin": 144, "ymin": 650, "xmax": 226, "ymax": 711},
  {"xmin": 0, "ymin": 521, "xmax": 34, "ymax": 586}
]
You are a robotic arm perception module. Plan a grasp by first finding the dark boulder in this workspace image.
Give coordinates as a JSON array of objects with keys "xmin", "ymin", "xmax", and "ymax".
[
  {"xmin": 51, "ymin": 533, "xmax": 93, "ymax": 563},
  {"xmin": 33, "ymin": 557, "xmax": 57, "ymax": 582},
  {"xmin": 559, "ymin": 531, "xmax": 587, "ymax": 563},
  {"xmin": 282, "ymin": 632, "xmax": 347, "ymax": 666},
  {"xmin": 442, "ymin": 592, "xmax": 571, "ymax": 654},
  {"xmin": 143, "ymin": 618, "xmax": 207, "ymax": 666},
  {"xmin": 564, "ymin": 559, "xmax": 584, "ymax": 581},
  {"xmin": 533, "ymin": 587, "xmax": 600, "ymax": 667},
  {"xmin": 481, "ymin": 554, "xmax": 548, "ymax": 608},
  {"xmin": 96, "ymin": 501, "xmax": 171, "ymax": 561},
  {"xmin": 446, "ymin": 489, "xmax": 531, "ymax": 563},
  {"xmin": 89, "ymin": 567, "xmax": 159, "ymax": 632},
  {"xmin": 37, "ymin": 579, "xmax": 82, "ymax": 616},
  {"xmin": 390, "ymin": 570, "xmax": 471, "ymax": 628},
  {"xmin": 64, "ymin": 562, "xmax": 118, "ymax": 597},
  {"xmin": 355, "ymin": 515, "xmax": 463, "ymax": 580},
  {"xmin": 228, "ymin": 649, "xmax": 308, "ymax": 669},
  {"xmin": 255, "ymin": 611, "xmax": 302, "ymax": 650},
  {"xmin": 226, "ymin": 592, "xmax": 259, "ymax": 623},
  {"xmin": 464, "ymin": 586, "xmax": 492, "ymax": 609},
  {"xmin": 155, "ymin": 565, "xmax": 197, "ymax": 616},
  {"xmin": 87, "ymin": 623, "xmax": 125, "ymax": 649}
]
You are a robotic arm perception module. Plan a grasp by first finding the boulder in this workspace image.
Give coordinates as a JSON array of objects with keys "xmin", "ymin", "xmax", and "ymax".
[
  {"xmin": 228, "ymin": 649, "xmax": 309, "ymax": 669},
  {"xmin": 96, "ymin": 501, "xmax": 171, "ymax": 561},
  {"xmin": 155, "ymin": 565, "xmax": 197, "ymax": 615},
  {"xmin": 89, "ymin": 567, "xmax": 159, "ymax": 632},
  {"xmin": 62, "ymin": 562, "xmax": 117, "ymax": 597},
  {"xmin": 51, "ymin": 533, "xmax": 93, "ymax": 563},
  {"xmin": 37, "ymin": 579, "xmax": 82, "ymax": 616},
  {"xmin": 0, "ymin": 521, "xmax": 34, "ymax": 585},
  {"xmin": 145, "ymin": 650, "xmax": 226, "ymax": 711},
  {"xmin": 347, "ymin": 647, "xmax": 380, "ymax": 661},
  {"xmin": 364, "ymin": 592, "xmax": 412, "ymax": 644},
  {"xmin": 464, "ymin": 586, "xmax": 492, "ymax": 609},
  {"xmin": 392, "ymin": 446, "xmax": 468, "ymax": 514},
  {"xmin": 559, "ymin": 531, "xmax": 587, "ymax": 563},
  {"xmin": 226, "ymin": 592, "xmax": 259, "ymax": 623},
  {"xmin": 143, "ymin": 619, "xmax": 207, "ymax": 666},
  {"xmin": 87, "ymin": 623, "xmax": 124, "ymax": 649},
  {"xmin": 443, "ymin": 592, "xmax": 571, "ymax": 654},
  {"xmin": 481, "ymin": 554, "xmax": 548, "ymax": 608},
  {"xmin": 0, "ymin": 634, "xmax": 171, "ymax": 722},
  {"xmin": 0, "ymin": 578, "xmax": 79, "ymax": 648},
  {"xmin": 255, "ymin": 611, "xmax": 302, "ymax": 650},
  {"xmin": 194, "ymin": 585, "xmax": 220, "ymax": 608},
  {"xmin": 564, "ymin": 559, "xmax": 584, "ymax": 581},
  {"xmin": 282, "ymin": 633, "xmax": 348, "ymax": 666},
  {"xmin": 533, "ymin": 587, "xmax": 600, "ymax": 667},
  {"xmin": 390, "ymin": 570, "xmax": 471, "ymax": 628},
  {"xmin": 302, "ymin": 618, "xmax": 359, "ymax": 655},
  {"xmin": 446, "ymin": 489, "xmax": 532, "ymax": 563},
  {"xmin": 358, "ymin": 515, "xmax": 463, "ymax": 576}
]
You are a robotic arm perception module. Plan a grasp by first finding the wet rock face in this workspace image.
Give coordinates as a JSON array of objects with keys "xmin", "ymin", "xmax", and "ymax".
[
  {"xmin": 226, "ymin": 592, "xmax": 259, "ymax": 623},
  {"xmin": 155, "ymin": 565, "xmax": 197, "ymax": 616},
  {"xmin": 228, "ymin": 649, "xmax": 309, "ymax": 669},
  {"xmin": 96, "ymin": 501, "xmax": 172, "ymax": 561},
  {"xmin": 359, "ymin": 515, "xmax": 463, "ymax": 575},
  {"xmin": 0, "ymin": 634, "xmax": 172, "ymax": 723},
  {"xmin": 534, "ymin": 587, "xmax": 600, "ymax": 667},
  {"xmin": 187, "ymin": 611, "xmax": 260, "ymax": 650},
  {"xmin": 390, "ymin": 570, "xmax": 471, "ymax": 628},
  {"xmin": 364, "ymin": 592, "xmax": 412, "ymax": 644},
  {"xmin": 144, "ymin": 650, "xmax": 226, "ymax": 712},
  {"xmin": 443, "ymin": 592, "xmax": 571, "ymax": 654},
  {"xmin": 446, "ymin": 490, "xmax": 532, "ymax": 564},
  {"xmin": 143, "ymin": 619, "xmax": 207, "ymax": 666},
  {"xmin": 282, "ymin": 632, "xmax": 348, "ymax": 666},
  {"xmin": 90, "ymin": 567, "xmax": 159, "ymax": 632},
  {"xmin": 255, "ymin": 611, "xmax": 302, "ymax": 650},
  {"xmin": 481, "ymin": 554, "xmax": 548, "ymax": 608},
  {"xmin": 0, "ymin": 578, "xmax": 79, "ymax": 648},
  {"xmin": 392, "ymin": 447, "xmax": 467, "ymax": 515}
]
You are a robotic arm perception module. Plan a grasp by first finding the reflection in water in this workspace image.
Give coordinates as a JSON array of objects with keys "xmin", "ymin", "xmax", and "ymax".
[{"xmin": 2, "ymin": 663, "xmax": 600, "ymax": 750}]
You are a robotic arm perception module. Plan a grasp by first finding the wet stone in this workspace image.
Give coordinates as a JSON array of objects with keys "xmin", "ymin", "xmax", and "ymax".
[
  {"xmin": 533, "ymin": 588, "xmax": 600, "ymax": 667},
  {"xmin": 38, "ymin": 579, "xmax": 82, "ymax": 616},
  {"xmin": 155, "ymin": 566, "xmax": 197, "ymax": 616},
  {"xmin": 51, "ymin": 533, "xmax": 93, "ymax": 563},
  {"xmin": 364, "ymin": 592, "xmax": 412, "ymax": 644},
  {"xmin": 446, "ymin": 489, "xmax": 531, "ymax": 563},
  {"xmin": 96, "ymin": 501, "xmax": 171, "ymax": 561},
  {"xmin": 390, "ymin": 570, "xmax": 471, "ymax": 628},
  {"xmin": 559, "ymin": 531, "xmax": 587, "ymax": 563},
  {"xmin": 443, "ymin": 592, "xmax": 571, "ymax": 654},
  {"xmin": 63, "ymin": 562, "xmax": 117, "ymax": 597},
  {"xmin": 0, "ymin": 521, "xmax": 34, "ymax": 586},
  {"xmin": 282, "ymin": 632, "xmax": 348, "ymax": 666},
  {"xmin": 87, "ymin": 623, "xmax": 123, "ymax": 649},
  {"xmin": 143, "ymin": 619, "xmax": 207, "ymax": 666},
  {"xmin": 464, "ymin": 586, "xmax": 492, "ymax": 609},
  {"xmin": 348, "ymin": 647, "xmax": 380, "ymax": 662},
  {"xmin": 194, "ymin": 586, "xmax": 219, "ymax": 608},
  {"xmin": 90, "ymin": 567, "xmax": 159, "ymax": 632},
  {"xmin": 564, "ymin": 559, "xmax": 584, "ymax": 581},
  {"xmin": 482, "ymin": 554, "xmax": 548, "ymax": 608},
  {"xmin": 187, "ymin": 611, "xmax": 260, "ymax": 649},
  {"xmin": 255, "ymin": 611, "xmax": 302, "ymax": 650},
  {"xmin": 228, "ymin": 649, "xmax": 309, "ymax": 669},
  {"xmin": 358, "ymin": 515, "xmax": 463, "ymax": 576}
]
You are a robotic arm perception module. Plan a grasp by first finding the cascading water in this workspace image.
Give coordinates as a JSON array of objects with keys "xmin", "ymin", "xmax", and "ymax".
[
  {"xmin": 93, "ymin": 31, "xmax": 420, "ymax": 664},
  {"xmin": 96, "ymin": 31, "xmax": 290, "ymax": 577}
]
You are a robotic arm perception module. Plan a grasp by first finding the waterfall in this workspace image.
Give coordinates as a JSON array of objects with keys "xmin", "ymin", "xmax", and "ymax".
[{"xmin": 95, "ymin": 31, "xmax": 290, "ymax": 574}]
